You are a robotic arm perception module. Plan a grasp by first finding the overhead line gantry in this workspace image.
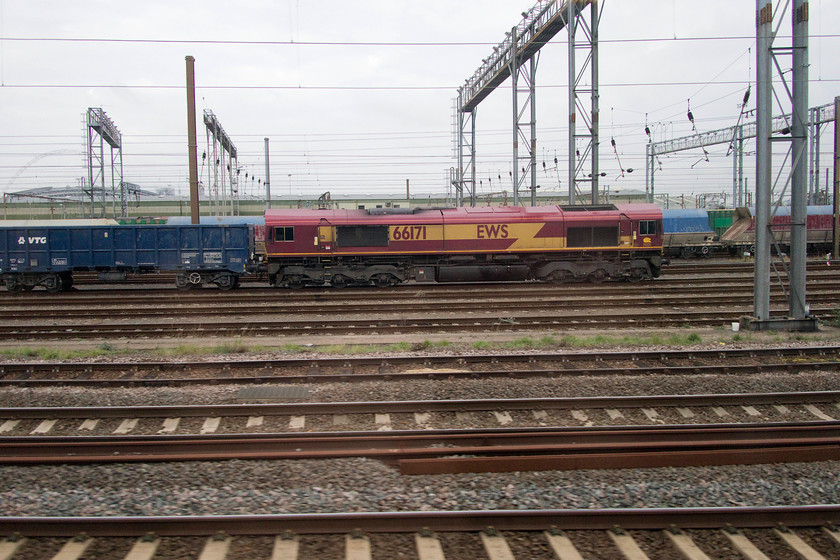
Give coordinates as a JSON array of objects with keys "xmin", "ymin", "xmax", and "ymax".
[
  {"xmin": 646, "ymin": 101, "xmax": 836, "ymax": 207},
  {"xmin": 453, "ymin": 0, "xmax": 599, "ymax": 207}
]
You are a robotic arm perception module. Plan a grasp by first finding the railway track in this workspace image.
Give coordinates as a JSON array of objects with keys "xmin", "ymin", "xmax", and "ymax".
[
  {"xmin": 2, "ymin": 261, "xmax": 839, "ymax": 560},
  {"xmin": 2, "ymin": 506, "xmax": 840, "ymax": 559},
  {"xmin": 0, "ymin": 305, "xmax": 836, "ymax": 339},
  {"xmin": 1, "ymin": 284, "xmax": 839, "ymax": 320},
  {"xmin": 1, "ymin": 269, "xmax": 837, "ymax": 302},
  {"xmin": 3, "ymin": 390, "xmax": 840, "ymax": 436},
  {"xmin": 45, "ymin": 258, "xmax": 840, "ymax": 286},
  {"xmin": 1, "ymin": 345, "xmax": 838, "ymax": 386},
  {"xmin": 4, "ymin": 420, "xmax": 840, "ymax": 475},
  {"xmin": 0, "ymin": 265, "xmax": 836, "ymax": 340}
]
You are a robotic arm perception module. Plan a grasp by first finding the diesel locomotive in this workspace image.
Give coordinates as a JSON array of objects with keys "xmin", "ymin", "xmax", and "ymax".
[{"xmin": 263, "ymin": 203, "xmax": 665, "ymax": 288}]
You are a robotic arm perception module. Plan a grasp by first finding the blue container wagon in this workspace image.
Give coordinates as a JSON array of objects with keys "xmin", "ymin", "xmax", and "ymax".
[
  {"xmin": 0, "ymin": 224, "xmax": 253, "ymax": 292},
  {"xmin": 661, "ymin": 209, "xmax": 721, "ymax": 258}
]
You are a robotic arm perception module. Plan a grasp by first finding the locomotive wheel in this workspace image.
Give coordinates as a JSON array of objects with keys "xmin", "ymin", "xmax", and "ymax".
[
  {"xmin": 627, "ymin": 269, "xmax": 646, "ymax": 283},
  {"xmin": 287, "ymin": 276, "xmax": 306, "ymax": 289},
  {"xmin": 587, "ymin": 269, "xmax": 607, "ymax": 283},
  {"xmin": 549, "ymin": 270, "xmax": 572, "ymax": 284},
  {"xmin": 331, "ymin": 274, "xmax": 350, "ymax": 288},
  {"xmin": 372, "ymin": 273, "xmax": 397, "ymax": 288}
]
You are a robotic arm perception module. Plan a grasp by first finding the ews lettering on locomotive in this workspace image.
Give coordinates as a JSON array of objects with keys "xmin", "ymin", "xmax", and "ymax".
[{"xmin": 476, "ymin": 224, "xmax": 509, "ymax": 239}]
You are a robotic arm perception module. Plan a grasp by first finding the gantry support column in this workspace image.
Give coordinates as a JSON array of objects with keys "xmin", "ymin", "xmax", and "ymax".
[
  {"xmin": 568, "ymin": 0, "xmax": 600, "ymax": 205},
  {"xmin": 86, "ymin": 107, "xmax": 124, "ymax": 219},
  {"xmin": 789, "ymin": 0, "xmax": 809, "ymax": 320},
  {"xmin": 511, "ymin": 34, "xmax": 538, "ymax": 207},
  {"xmin": 753, "ymin": 0, "xmax": 773, "ymax": 323},
  {"xmin": 455, "ymin": 87, "xmax": 476, "ymax": 207},
  {"xmin": 746, "ymin": 0, "xmax": 816, "ymax": 331}
]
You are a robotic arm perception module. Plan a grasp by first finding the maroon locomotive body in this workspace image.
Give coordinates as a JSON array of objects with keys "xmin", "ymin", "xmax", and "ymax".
[{"xmin": 263, "ymin": 203, "xmax": 664, "ymax": 288}]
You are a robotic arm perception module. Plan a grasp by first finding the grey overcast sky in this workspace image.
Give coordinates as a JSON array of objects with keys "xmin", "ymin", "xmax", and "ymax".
[{"xmin": 0, "ymin": 0, "xmax": 838, "ymax": 204}]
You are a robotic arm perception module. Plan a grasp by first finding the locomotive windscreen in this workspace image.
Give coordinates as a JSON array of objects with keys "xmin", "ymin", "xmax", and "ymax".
[
  {"xmin": 337, "ymin": 225, "xmax": 390, "ymax": 247},
  {"xmin": 567, "ymin": 226, "xmax": 619, "ymax": 247}
]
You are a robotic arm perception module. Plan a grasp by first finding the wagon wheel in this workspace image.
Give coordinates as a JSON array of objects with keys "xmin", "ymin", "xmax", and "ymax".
[
  {"xmin": 60, "ymin": 273, "xmax": 74, "ymax": 290},
  {"xmin": 5, "ymin": 278, "xmax": 23, "ymax": 293},
  {"xmin": 215, "ymin": 274, "xmax": 237, "ymax": 291},
  {"xmin": 44, "ymin": 274, "xmax": 64, "ymax": 293},
  {"xmin": 175, "ymin": 274, "xmax": 195, "ymax": 290},
  {"xmin": 188, "ymin": 272, "xmax": 203, "ymax": 285}
]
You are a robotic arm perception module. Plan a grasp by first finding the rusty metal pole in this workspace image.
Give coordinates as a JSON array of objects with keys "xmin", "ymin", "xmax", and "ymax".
[
  {"xmin": 264, "ymin": 138, "xmax": 271, "ymax": 210},
  {"xmin": 185, "ymin": 56, "xmax": 200, "ymax": 224}
]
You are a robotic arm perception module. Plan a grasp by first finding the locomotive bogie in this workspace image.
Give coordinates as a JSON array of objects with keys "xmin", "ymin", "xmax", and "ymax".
[{"xmin": 269, "ymin": 262, "xmax": 406, "ymax": 289}]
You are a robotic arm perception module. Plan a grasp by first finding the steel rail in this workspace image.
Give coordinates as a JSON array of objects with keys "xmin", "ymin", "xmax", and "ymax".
[
  {"xmin": 0, "ymin": 306, "xmax": 836, "ymax": 339},
  {"xmin": 0, "ymin": 264, "xmax": 836, "ymax": 303},
  {"xmin": 2, "ymin": 505, "xmax": 840, "ymax": 536},
  {"xmin": 3, "ymin": 422, "xmax": 840, "ymax": 469},
  {"xmin": 2, "ymin": 390, "xmax": 839, "ymax": 419},
  {"xmin": 2, "ymin": 289, "xmax": 839, "ymax": 320},
  {"xmin": 2, "ymin": 344, "xmax": 836, "ymax": 377},
  {"xmin": 2, "ymin": 355, "xmax": 839, "ymax": 389},
  {"xmin": 2, "ymin": 360, "xmax": 838, "ymax": 388}
]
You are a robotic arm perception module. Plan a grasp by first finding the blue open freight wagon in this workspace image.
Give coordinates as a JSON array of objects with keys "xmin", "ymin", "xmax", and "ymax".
[{"xmin": 0, "ymin": 224, "xmax": 253, "ymax": 292}]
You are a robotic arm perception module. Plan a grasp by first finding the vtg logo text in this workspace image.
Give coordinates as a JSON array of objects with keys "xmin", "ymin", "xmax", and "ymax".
[{"xmin": 18, "ymin": 236, "xmax": 47, "ymax": 245}]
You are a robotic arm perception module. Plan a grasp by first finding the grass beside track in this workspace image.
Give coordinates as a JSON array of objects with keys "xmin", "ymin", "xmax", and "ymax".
[{"xmin": 1, "ymin": 328, "xmax": 838, "ymax": 361}]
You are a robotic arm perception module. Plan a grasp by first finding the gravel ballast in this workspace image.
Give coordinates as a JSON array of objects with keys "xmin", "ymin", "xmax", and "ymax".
[
  {"xmin": 3, "ymin": 342, "xmax": 840, "ymax": 519},
  {"xmin": 1, "ymin": 458, "xmax": 839, "ymax": 517}
]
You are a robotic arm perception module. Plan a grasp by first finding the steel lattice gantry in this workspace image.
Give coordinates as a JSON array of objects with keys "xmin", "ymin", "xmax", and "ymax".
[
  {"xmin": 86, "ymin": 108, "xmax": 125, "ymax": 218},
  {"xmin": 203, "ymin": 110, "xmax": 240, "ymax": 216},
  {"xmin": 645, "ymin": 101, "xmax": 836, "ymax": 207},
  {"xmin": 453, "ymin": 0, "xmax": 597, "ymax": 206}
]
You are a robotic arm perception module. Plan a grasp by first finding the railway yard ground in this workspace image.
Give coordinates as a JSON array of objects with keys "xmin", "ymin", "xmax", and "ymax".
[{"xmin": 4, "ymin": 260, "xmax": 840, "ymax": 559}]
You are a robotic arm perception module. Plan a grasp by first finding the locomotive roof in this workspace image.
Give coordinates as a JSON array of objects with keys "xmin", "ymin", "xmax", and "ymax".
[{"xmin": 265, "ymin": 203, "xmax": 661, "ymax": 225}]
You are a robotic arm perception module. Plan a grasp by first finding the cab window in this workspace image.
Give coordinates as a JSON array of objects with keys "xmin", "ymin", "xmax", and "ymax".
[
  {"xmin": 274, "ymin": 227, "xmax": 294, "ymax": 242},
  {"xmin": 639, "ymin": 220, "xmax": 657, "ymax": 235}
]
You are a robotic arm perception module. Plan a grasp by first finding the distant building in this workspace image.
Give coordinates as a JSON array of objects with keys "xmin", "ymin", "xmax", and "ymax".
[{"xmin": 1, "ymin": 185, "xmax": 659, "ymax": 221}]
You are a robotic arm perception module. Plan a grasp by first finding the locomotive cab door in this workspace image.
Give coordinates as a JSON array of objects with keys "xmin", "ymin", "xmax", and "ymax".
[
  {"xmin": 629, "ymin": 216, "xmax": 658, "ymax": 249},
  {"xmin": 317, "ymin": 218, "xmax": 334, "ymax": 252},
  {"xmin": 619, "ymin": 214, "xmax": 634, "ymax": 248}
]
